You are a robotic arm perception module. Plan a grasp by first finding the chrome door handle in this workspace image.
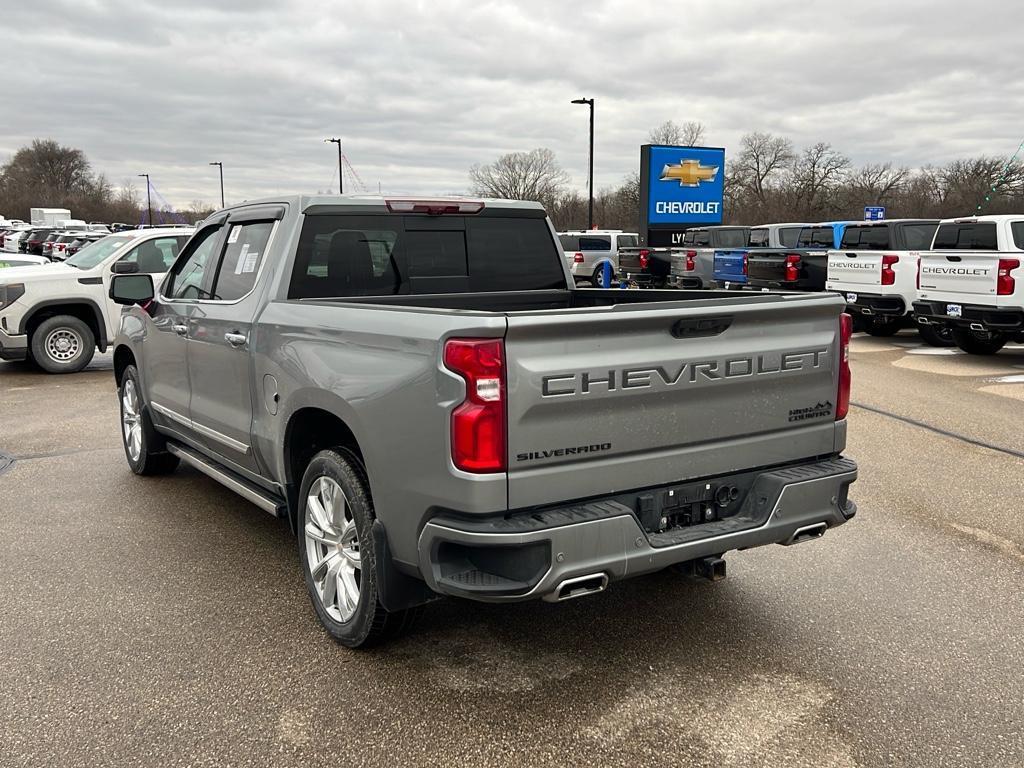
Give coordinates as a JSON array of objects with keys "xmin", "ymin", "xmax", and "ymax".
[
  {"xmin": 171, "ymin": 323, "xmax": 188, "ymax": 335},
  {"xmin": 224, "ymin": 331, "xmax": 247, "ymax": 347}
]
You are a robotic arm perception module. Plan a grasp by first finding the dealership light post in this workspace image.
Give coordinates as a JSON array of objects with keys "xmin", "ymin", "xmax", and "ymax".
[
  {"xmin": 209, "ymin": 162, "xmax": 225, "ymax": 208},
  {"xmin": 137, "ymin": 173, "xmax": 152, "ymax": 226},
  {"xmin": 325, "ymin": 137, "xmax": 343, "ymax": 194},
  {"xmin": 571, "ymin": 97, "xmax": 595, "ymax": 229}
]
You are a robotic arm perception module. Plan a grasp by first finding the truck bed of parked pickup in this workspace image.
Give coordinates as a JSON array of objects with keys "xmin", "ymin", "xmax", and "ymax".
[{"xmin": 108, "ymin": 195, "xmax": 857, "ymax": 647}]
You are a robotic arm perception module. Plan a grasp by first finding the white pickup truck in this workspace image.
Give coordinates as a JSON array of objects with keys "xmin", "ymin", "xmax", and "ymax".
[
  {"xmin": 824, "ymin": 219, "xmax": 946, "ymax": 345},
  {"xmin": 0, "ymin": 227, "xmax": 193, "ymax": 372},
  {"xmin": 913, "ymin": 215, "xmax": 1024, "ymax": 354}
]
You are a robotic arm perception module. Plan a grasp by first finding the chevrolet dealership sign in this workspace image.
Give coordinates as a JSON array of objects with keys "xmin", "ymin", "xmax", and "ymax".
[{"xmin": 639, "ymin": 144, "xmax": 726, "ymax": 244}]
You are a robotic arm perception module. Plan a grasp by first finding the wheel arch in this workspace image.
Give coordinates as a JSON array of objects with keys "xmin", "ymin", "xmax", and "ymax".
[
  {"xmin": 113, "ymin": 344, "xmax": 137, "ymax": 385},
  {"xmin": 21, "ymin": 299, "xmax": 108, "ymax": 352}
]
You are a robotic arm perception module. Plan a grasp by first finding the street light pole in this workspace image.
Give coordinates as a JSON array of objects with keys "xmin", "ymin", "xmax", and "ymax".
[
  {"xmin": 137, "ymin": 173, "xmax": 152, "ymax": 225},
  {"xmin": 571, "ymin": 98, "xmax": 595, "ymax": 229},
  {"xmin": 209, "ymin": 162, "xmax": 224, "ymax": 208},
  {"xmin": 325, "ymin": 138, "xmax": 343, "ymax": 194}
]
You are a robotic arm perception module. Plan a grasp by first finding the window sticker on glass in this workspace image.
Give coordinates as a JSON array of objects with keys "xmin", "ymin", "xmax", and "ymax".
[
  {"xmin": 227, "ymin": 225, "xmax": 241, "ymax": 244},
  {"xmin": 234, "ymin": 243, "xmax": 259, "ymax": 274}
]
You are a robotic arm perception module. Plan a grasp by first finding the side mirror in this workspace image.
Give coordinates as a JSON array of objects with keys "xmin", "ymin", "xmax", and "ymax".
[
  {"xmin": 111, "ymin": 260, "xmax": 139, "ymax": 274},
  {"xmin": 110, "ymin": 274, "xmax": 154, "ymax": 305}
]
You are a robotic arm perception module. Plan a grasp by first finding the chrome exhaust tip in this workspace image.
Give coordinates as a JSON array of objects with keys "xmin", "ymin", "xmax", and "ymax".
[
  {"xmin": 546, "ymin": 572, "xmax": 609, "ymax": 602},
  {"xmin": 783, "ymin": 522, "xmax": 828, "ymax": 546}
]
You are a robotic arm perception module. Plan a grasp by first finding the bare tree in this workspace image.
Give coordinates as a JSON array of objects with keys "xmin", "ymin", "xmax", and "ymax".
[
  {"xmin": 849, "ymin": 162, "xmax": 909, "ymax": 204},
  {"xmin": 648, "ymin": 120, "xmax": 706, "ymax": 146},
  {"xmin": 790, "ymin": 142, "xmax": 851, "ymax": 218},
  {"xmin": 733, "ymin": 132, "xmax": 795, "ymax": 204},
  {"xmin": 469, "ymin": 148, "xmax": 570, "ymax": 206}
]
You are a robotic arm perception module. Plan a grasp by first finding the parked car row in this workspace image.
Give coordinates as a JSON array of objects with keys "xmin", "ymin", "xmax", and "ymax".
[{"xmin": 603, "ymin": 215, "xmax": 1022, "ymax": 355}]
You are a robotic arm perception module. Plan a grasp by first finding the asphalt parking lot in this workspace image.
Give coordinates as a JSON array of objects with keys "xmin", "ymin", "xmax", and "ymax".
[{"xmin": 1, "ymin": 332, "xmax": 1022, "ymax": 768}]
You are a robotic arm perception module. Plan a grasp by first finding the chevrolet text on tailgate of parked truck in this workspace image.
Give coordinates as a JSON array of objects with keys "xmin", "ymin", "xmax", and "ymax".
[{"xmin": 108, "ymin": 194, "xmax": 857, "ymax": 648}]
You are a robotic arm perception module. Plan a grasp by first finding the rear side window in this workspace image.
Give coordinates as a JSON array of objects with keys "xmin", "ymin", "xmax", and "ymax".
[
  {"xmin": 902, "ymin": 223, "xmax": 938, "ymax": 250},
  {"xmin": 558, "ymin": 234, "xmax": 579, "ymax": 251},
  {"xmin": 932, "ymin": 223, "xmax": 998, "ymax": 250},
  {"xmin": 716, "ymin": 229, "xmax": 748, "ymax": 248},
  {"xmin": 210, "ymin": 221, "xmax": 275, "ymax": 300},
  {"xmin": 615, "ymin": 234, "xmax": 638, "ymax": 248},
  {"xmin": 748, "ymin": 229, "xmax": 769, "ymax": 247},
  {"xmin": 840, "ymin": 226, "xmax": 890, "ymax": 250},
  {"xmin": 682, "ymin": 230, "xmax": 696, "ymax": 245},
  {"xmin": 289, "ymin": 214, "xmax": 564, "ymax": 298},
  {"xmin": 1011, "ymin": 222, "xmax": 1024, "ymax": 249},
  {"xmin": 578, "ymin": 235, "xmax": 611, "ymax": 251},
  {"xmin": 779, "ymin": 227, "xmax": 802, "ymax": 247}
]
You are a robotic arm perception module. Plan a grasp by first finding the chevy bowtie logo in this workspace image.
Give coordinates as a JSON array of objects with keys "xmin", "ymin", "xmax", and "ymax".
[{"xmin": 660, "ymin": 159, "xmax": 719, "ymax": 187}]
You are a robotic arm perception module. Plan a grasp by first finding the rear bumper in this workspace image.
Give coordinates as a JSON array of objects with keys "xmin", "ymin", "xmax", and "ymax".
[
  {"xmin": 0, "ymin": 325, "xmax": 28, "ymax": 361},
  {"xmin": 841, "ymin": 292, "xmax": 907, "ymax": 318},
  {"xmin": 417, "ymin": 456, "xmax": 857, "ymax": 603},
  {"xmin": 668, "ymin": 274, "xmax": 702, "ymax": 289},
  {"xmin": 913, "ymin": 300, "xmax": 1024, "ymax": 332}
]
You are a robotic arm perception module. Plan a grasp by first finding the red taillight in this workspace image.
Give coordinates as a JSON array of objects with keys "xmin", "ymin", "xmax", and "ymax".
[
  {"xmin": 444, "ymin": 338, "xmax": 506, "ymax": 473},
  {"xmin": 997, "ymin": 258, "xmax": 1019, "ymax": 296},
  {"xmin": 639, "ymin": 249, "xmax": 650, "ymax": 270},
  {"xmin": 881, "ymin": 254, "xmax": 899, "ymax": 286},
  {"xmin": 742, "ymin": 252, "xmax": 748, "ymax": 275},
  {"xmin": 685, "ymin": 250, "xmax": 696, "ymax": 271},
  {"xmin": 836, "ymin": 313, "xmax": 851, "ymax": 421},
  {"xmin": 784, "ymin": 253, "xmax": 801, "ymax": 282},
  {"xmin": 916, "ymin": 257, "xmax": 921, "ymax": 289},
  {"xmin": 573, "ymin": 252, "xmax": 584, "ymax": 264}
]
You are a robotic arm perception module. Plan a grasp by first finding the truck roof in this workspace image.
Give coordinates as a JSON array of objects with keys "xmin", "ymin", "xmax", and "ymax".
[
  {"xmin": 940, "ymin": 214, "xmax": 1024, "ymax": 224},
  {"xmin": 843, "ymin": 218, "xmax": 939, "ymax": 226},
  {"xmin": 751, "ymin": 222, "xmax": 810, "ymax": 228},
  {"xmin": 212, "ymin": 194, "xmax": 547, "ymax": 215}
]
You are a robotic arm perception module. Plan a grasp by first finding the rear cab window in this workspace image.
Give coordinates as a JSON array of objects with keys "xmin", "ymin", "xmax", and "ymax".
[
  {"xmin": 289, "ymin": 213, "xmax": 566, "ymax": 298},
  {"xmin": 778, "ymin": 227, "xmax": 802, "ymax": 247},
  {"xmin": 558, "ymin": 234, "xmax": 579, "ymax": 252},
  {"xmin": 798, "ymin": 227, "xmax": 835, "ymax": 248},
  {"xmin": 748, "ymin": 228, "xmax": 769, "ymax": 248},
  {"xmin": 578, "ymin": 235, "xmax": 611, "ymax": 251},
  {"xmin": 1009, "ymin": 221, "xmax": 1024, "ymax": 249},
  {"xmin": 932, "ymin": 222, "xmax": 998, "ymax": 250},
  {"xmin": 692, "ymin": 230, "xmax": 711, "ymax": 247},
  {"xmin": 614, "ymin": 234, "xmax": 638, "ymax": 249},
  {"xmin": 840, "ymin": 226, "xmax": 891, "ymax": 250},
  {"xmin": 900, "ymin": 223, "xmax": 938, "ymax": 250},
  {"xmin": 715, "ymin": 228, "xmax": 748, "ymax": 248}
]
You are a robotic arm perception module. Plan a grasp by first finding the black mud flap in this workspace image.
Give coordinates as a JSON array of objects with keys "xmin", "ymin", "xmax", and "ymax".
[{"xmin": 371, "ymin": 520, "xmax": 440, "ymax": 612}]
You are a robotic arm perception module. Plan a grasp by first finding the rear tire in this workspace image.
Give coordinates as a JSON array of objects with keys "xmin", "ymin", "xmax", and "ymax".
[
  {"xmin": 951, "ymin": 328, "xmax": 1007, "ymax": 355},
  {"xmin": 30, "ymin": 315, "xmax": 95, "ymax": 373},
  {"xmin": 917, "ymin": 324, "xmax": 955, "ymax": 347},
  {"xmin": 298, "ymin": 448, "xmax": 418, "ymax": 648},
  {"xmin": 118, "ymin": 365, "xmax": 180, "ymax": 475},
  {"xmin": 865, "ymin": 319, "xmax": 900, "ymax": 337}
]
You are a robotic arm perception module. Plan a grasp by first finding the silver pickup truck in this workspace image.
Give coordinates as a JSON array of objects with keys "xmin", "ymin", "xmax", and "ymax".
[{"xmin": 108, "ymin": 195, "xmax": 857, "ymax": 647}]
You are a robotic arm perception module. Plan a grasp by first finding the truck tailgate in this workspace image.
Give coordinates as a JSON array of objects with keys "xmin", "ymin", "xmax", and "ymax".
[
  {"xmin": 919, "ymin": 251, "xmax": 1004, "ymax": 297},
  {"xmin": 503, "ymin": 296, "xmax": 844, "ymax": 509},
  {"xmin": 826, "ymin": 250, "xmax": 882, "ymax": 286},
  {"xmin": 713, "ymin": 249, "xmax": 747, "ymax": 284}
]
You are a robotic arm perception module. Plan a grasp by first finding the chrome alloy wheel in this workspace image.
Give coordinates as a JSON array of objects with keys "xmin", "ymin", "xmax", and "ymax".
[
  {"xmin": 45, "ymin": 327, "xmax": 82, "ymax": 363},
  {"xmin": 304, "ymin": 476, "xmax": 361, "ymax": 622},
  {"xmin": 121, "ymin": 378, "xmax": 143, "ymax": 462}
]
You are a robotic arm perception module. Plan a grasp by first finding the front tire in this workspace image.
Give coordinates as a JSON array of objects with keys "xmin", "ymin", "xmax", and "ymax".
[
  {"xmin": 917, "ymin": 323, "xmax": 955, "ymax": 347},
  {"xmin": 118, "ymin": 365, "xmax": 180, "ymax": 475},
  {"xmin": 298, "ymin": 449, "xmax": 417, "ymax": 648},
  {"xmin": 30, "ymin": 315, "xmax": 96, "ymax": 373},
  {"xmin": 952, "ymin": 328, "xmax": 1007, "ymax": 355}
]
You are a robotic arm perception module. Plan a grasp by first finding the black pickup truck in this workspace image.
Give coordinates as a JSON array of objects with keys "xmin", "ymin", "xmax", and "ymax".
[
  {"xmin": 746, "ymin": 224, "xmax": 847, "ymax": 291},
  {"xmin": 617, "ymin": 246, "xmax": 674, "ymax": 287}
]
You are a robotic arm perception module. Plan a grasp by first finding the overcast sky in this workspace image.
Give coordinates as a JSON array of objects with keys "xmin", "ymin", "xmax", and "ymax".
[{"xmin": 3, "ymin": 0, "xmax": 1022, "ymax": 209}]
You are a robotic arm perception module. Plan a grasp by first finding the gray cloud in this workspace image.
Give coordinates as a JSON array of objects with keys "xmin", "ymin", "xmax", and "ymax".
[{"xmin": 3, "ymin": 0, "xmax": 1022, "ymax": 208}]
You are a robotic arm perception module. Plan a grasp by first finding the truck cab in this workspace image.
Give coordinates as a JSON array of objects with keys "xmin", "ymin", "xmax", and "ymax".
[
  {"xmin": 746, "ymin": 222, "xmax": 853, "ymax": 292},
  {"xmin": 913, "ymin": 215, "xmax": 1024, "ymax": 354},
  {"xmin": 713, "ymin": 222, "xmax": 810, "ymax": 289}
]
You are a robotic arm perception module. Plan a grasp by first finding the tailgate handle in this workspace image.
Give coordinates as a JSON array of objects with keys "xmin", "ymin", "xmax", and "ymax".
[
  {"xmin": 946, "ymin": 256, "xmax": 962, "ymax": 262},
  {"xmin": 671, "ymin": 316, "xmax": 732, "ymax": 339}
]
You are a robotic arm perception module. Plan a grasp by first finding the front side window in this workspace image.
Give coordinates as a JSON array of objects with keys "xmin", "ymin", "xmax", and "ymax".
[
  {"xmin": 166, "ymin": 227, "xmax": 221, "ymax": 299},
  {"xmin": 119, "ymin": 236, "xmax": 187, "ymax": 274},
  {"xmin": 209, "ymin": 221, "xmax": 275, "ymax": 300},
  {"xmin": 65, "ymin": 234, "xmax": 134, "ymax": 269}
]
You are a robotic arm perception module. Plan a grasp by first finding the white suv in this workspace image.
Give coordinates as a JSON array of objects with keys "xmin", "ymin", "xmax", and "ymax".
[{"xmin": 0, "ymin": 228, "xmax": 194, "ymax": 372}]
